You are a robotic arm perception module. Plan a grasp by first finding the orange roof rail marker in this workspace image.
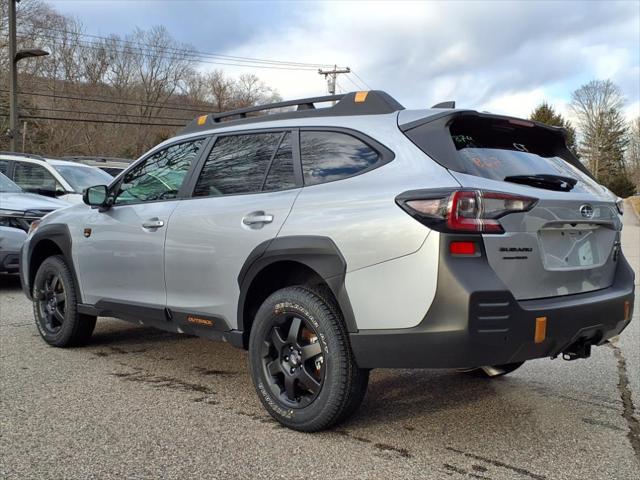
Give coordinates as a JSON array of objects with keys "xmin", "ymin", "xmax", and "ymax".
[{"xmin": 354, "ymin": 91, "xmax": 369, "ymax": 103}]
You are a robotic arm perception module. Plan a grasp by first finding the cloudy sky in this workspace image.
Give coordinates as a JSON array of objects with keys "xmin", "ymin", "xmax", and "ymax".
[{"xmin": 49, "ymin": 0, "xmax": 639, "ymax": 121}]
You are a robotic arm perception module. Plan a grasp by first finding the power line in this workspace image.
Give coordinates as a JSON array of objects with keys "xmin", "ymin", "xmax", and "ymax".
[
  {"xmin": 343, "ymin": 74, "xmax": 365, "ymax": 91},
  {"xmin": 26, "ymin": 106, "xmax": 193, "ymax": 122},
  {"xmin": 0, "ymin": 113, "xmax": 184, "ymax": 127},
  {"xmin": 15, "ymin": 81, "xmax": 216, "ymax": 113},
  {"xmin": 19, "ymin": 25, "xmax": 334, "ymax": 68},
  {"xmin": 351, "ymin": 70, "xmax": 372, "ymax": 90},
  {"xmin": 0, "ymin": 88, "xmax": 211, "ymax": 114},
  {"xmin": 11, "ymin": 27, "xmax": 332, "ymax": 71},
  {"xmin": 15, "ymin": 33, "xmax": 322, "ymax": 71}
]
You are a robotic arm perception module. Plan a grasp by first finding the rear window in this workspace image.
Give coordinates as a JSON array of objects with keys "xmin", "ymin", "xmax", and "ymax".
[{"xmin": 406, "ymin": 115, "xmax": 600, "ymax": 193}]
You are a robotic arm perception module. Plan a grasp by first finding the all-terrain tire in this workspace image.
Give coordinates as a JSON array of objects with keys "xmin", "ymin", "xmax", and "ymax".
[
  {"xmin": 248, "ymin": 286, "xmax": 367, "ymax": 432},
  {"xmin": 33, "ymin": 255, "xmax": 96, "ymax": 347}
]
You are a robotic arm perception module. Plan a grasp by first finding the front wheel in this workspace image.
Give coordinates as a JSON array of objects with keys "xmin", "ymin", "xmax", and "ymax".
[
  {"xmin": 248, "ymin": 286, "xmax": 367, "ymax": 432},
  {"xmin": 33, "ymin": 255, "xmax": 96, "ymax": 347}
]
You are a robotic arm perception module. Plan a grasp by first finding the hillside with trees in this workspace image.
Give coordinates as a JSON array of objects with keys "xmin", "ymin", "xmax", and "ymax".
[{"xmin": 0, "ymin": 0, "xmax": 281, "ymax": 157}]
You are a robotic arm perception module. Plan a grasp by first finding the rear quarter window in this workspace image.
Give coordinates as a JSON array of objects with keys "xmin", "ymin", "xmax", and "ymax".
[{"xmin": 300, "ymin": 131, "xmax": 384, "ymax": 186}]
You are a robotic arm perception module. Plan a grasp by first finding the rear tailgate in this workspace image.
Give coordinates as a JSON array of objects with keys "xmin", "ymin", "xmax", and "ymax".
[{"xmin": 402, "ymin": 111, "xmax": 622, "ymax": 300}]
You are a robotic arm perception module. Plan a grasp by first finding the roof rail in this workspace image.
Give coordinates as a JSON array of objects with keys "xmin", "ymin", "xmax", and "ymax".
[
  {"xmin": 0, "ymin": 151, "xmax": 46, "ymax": 161},
  {"xmin": 180, "ymin": 91, "xmax": 404, "ymax": 134},
  {"xmin": 61, "ymin": 155, "xmax": 133, "ymax": 164}
]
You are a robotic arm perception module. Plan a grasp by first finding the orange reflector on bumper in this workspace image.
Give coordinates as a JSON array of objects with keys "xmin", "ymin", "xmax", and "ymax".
[
  {"xmin": 624, "ymin": 301, "xmax": 630, "ymax": 321},
  {"xmin": 534, "ymin": 316, "xmax": 547, "ymax": 344}
]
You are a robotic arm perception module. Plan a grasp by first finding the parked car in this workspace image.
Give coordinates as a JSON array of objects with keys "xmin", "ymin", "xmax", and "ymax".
[
  {"xmin": 20, "ymin": 91, "xmax": 635, "ymax": 431},
  {"xmin": 0, "ymin": 152, "xmax": 113, "ymax": 203},
  {"xmin": 0, "ymin": 173, "xmax": 67, "ymax": 274},
  {"xmin": 61, "ymin": 156, "xmax": 132, "ymax": 177}
]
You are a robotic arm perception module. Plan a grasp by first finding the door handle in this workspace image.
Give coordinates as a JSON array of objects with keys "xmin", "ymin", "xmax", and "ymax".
[
  {"xmin": 242, "ymin": 214, "xmax": 274, "ymax": 225},
  {"xmin": 142, "ymin": 218, "xmax": 165, "ymax": 229}
]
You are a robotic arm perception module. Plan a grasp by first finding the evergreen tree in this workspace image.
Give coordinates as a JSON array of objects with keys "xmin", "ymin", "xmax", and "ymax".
[{"xmin": 529, "ymin": 101, "xmax": 578, "ymax": 156}]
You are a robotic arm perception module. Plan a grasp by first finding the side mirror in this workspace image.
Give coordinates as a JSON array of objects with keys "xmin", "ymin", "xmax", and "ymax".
[{"xmin": 83, "ymin": 185, "xmax": 109, "ymax": 208}]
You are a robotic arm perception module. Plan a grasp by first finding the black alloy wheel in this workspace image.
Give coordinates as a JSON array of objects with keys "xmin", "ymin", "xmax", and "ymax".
[
  {"xmin": 36, "ymin": 271, "xmax": 67, "ymax": 334},
  {"xmin": 261, "ymin": 314, "xmax": 325, "ymax": 408},
  {"xmin": 33, "ymin": 255, "xmax": 97, "ymax": 347}
]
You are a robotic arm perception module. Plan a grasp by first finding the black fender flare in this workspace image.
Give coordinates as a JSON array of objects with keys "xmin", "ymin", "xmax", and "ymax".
[
  {"xmin": 23, "ymin": 224, "xmax": 82, "ymax": 303},
  {"xmin": 237, "ymin": 235, "xmax": 357, "ymax": 338}
]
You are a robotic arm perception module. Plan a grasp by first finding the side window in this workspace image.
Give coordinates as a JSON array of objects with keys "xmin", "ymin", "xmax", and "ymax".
[
  {"xmin": 300, "ymin": 131, "xmax": 380, "ymax": 186},
  {"xmin": 0, "ymin": 160, "xmax": 9, "ymax": 175},
  {"xmin": 264, "ymin": 133, "xmax": 296, "ymax": 191},
  {"xmin": 13, "ymin": 162, "xmax": 62, "ymax": 193},
  {"xmin": 194, "ymin": 132, "xmax": 293, "ymax": 197},
  {"xmin": 114, "ymin": 139, "xmax": 202, "ymax": 205}
]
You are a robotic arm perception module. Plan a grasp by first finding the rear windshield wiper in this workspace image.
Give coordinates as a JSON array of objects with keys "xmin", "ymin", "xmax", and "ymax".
[{"xmin": 503, "ymin": 174, "xmax": 577, "ymax": 192}]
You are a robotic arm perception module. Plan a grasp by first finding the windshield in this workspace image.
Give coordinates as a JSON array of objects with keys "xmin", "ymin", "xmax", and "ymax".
[
  {"xmin": 0, "ymin": 172, "xmax": 23, "ymax": 193},
  {"xmin": 53, "ymin": 165, "xmax": 112, "ymax": 192}
]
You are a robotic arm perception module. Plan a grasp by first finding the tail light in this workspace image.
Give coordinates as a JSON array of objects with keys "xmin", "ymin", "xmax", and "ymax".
[{"xmin": 396, "ymin": 189, "xmax": 537, "ymax": 234}]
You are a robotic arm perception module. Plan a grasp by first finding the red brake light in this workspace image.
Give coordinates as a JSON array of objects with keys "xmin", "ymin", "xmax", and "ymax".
[
  {"xmin": 398, "ymin": 189, "xmax": 537, "ymax": 234},
  {"xmin": 449, "ymin": 241, "xmax": 476, "ymax": 255}
]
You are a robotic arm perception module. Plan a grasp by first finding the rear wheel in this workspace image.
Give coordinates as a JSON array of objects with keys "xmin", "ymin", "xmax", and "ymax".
[
  {"xmin": 33, "ymin": 255, "xmax": 96, "ymax": 347},
  {"xmin": 248, "ymin": 286, "xmax": 367, "ymax": 432}
]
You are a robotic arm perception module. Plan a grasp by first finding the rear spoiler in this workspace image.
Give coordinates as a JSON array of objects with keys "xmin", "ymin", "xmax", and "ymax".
[{"xmin": 399, "ymin": 110, "xmax": 593, "ymax": 180}]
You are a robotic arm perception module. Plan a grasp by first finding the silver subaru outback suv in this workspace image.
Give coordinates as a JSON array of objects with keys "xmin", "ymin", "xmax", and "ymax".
[{"xmin": 21, "ymin": 91, "xmax": 635, "ymax": 431}]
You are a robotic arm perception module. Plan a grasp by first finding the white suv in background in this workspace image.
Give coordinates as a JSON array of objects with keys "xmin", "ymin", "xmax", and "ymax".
[{"xmin": 0, "ymin": 152, "xmax": 113, "ymax": 204}]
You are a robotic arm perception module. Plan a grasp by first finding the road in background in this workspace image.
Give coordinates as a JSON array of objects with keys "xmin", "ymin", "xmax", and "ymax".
[{"xmin": 1, "ymin": 209, "xmax": 638, "ymax": 480}]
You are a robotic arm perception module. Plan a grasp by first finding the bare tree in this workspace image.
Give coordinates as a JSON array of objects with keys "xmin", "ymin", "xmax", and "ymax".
[
  {"xmin": 626, "ymin": 117, "xmax": 640, "ymax": 192},
  {"xmin": 1, "ymin": 1, "xmax": 280, "ymax": 157},
  {"xmin": 570, "ymin": 80, "xmax": 630, "ymax": 194}
]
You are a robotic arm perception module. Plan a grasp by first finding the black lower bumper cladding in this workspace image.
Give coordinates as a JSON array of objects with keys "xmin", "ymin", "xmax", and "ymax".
[{"xmin": 349, "ymin": 234, "xmax": 635, "ymax": 369}]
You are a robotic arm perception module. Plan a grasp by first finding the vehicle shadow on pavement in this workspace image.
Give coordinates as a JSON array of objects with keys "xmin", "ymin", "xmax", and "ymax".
[
  {"xmin": 350, "ymin": 370, "xmax": 508, "ymax": 426},
  {"xmin": 86, "ymin": 317, "xmax": 510, "ymax": 430},
  {"xmin": 0, "ymin": 274, "xmax": 21, "ymax": 289}
]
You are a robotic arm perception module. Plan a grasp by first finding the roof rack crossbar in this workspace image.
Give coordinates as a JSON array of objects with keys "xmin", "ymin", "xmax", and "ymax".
[{"xmin": 209, "ymin": 94, "xmax": 343, "ymax": 123}]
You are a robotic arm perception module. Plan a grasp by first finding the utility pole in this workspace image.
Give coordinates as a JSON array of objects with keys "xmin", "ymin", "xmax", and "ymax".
[
  {"xmin": 8, "ymin": 0, "xmax": 18, "ymax": 151},
  {"xmin": 7, "ymin": 0, "xmax": 49, "ymax": 151},
  {"xmin": 318, "ymin": 65, "xmax": 351, "ymax": 96}
]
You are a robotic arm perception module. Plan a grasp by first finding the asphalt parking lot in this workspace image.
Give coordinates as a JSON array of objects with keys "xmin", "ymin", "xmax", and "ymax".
[{"xmin": 1, "ymin": 209, "xmax": 639, "ymax": 480}]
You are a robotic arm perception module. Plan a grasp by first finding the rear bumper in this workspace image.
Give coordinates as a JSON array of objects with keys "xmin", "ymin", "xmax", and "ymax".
[{"xmin": 350, "ymin": 235, "xmax": 634, "ymax": 369}]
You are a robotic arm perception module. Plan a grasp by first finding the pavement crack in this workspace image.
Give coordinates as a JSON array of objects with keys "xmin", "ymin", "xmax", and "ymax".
[
  {"xmin": 446, "ymin": 447, "xmax": 546, "ymax": 480},
  {"xmin": 607, "ymin": 342, "xmax": 640, "ymax": 463}
]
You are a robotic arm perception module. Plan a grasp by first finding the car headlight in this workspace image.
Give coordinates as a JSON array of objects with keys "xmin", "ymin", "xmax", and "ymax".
[
  {"xmin": 616, "ymin": 198, "xmax": 624, "ymax": 215},
  {"xmin": 0, "ymin": 209, "xmax": 24, "ymax": 217}
]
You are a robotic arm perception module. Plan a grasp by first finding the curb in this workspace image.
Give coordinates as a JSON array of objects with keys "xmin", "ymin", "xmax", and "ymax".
[{"xmin": 626, "ymin": 197, "xmax": 640, "ymax": 220}]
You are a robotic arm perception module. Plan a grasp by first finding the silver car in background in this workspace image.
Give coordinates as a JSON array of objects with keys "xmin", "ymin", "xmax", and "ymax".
[{"xmin": 0, "ymin": 173, "xmax": 67, "ymax": 273}]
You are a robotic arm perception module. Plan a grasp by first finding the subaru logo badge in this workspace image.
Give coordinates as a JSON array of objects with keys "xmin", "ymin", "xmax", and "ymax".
[{"xmin": 580, "ymin": 204, "xmax": 594, "ymax": 219}]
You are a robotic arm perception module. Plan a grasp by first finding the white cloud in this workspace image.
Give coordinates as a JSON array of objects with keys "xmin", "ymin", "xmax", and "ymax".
[{"xmin": 216, "ymin": 0, "xmax": 639, "ymax": 118}]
